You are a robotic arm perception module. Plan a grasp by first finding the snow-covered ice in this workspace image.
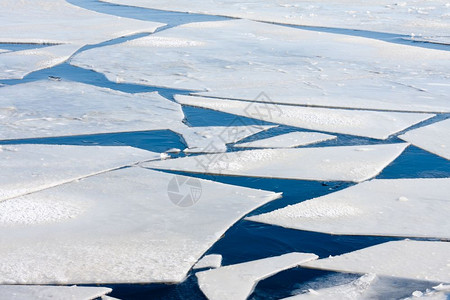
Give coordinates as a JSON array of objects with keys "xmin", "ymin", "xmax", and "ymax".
[
  {"xmin": 0, "ymin": 167, "xmax": 280, "ymax": 284},
  {"xmin": 399, "ymin": 119, "xmax": 450, "ymax": 160},
  {"xmin": 143, "ymin": 143, "xmax": 408, "ymax": 182},
  {"xmin": 176, "ymin": 95, "xmax": 433, "ymax": 140},
  {"xmin": 0, "ymin": 144, "xmax": 159, "ymax": 202},
  {"xmin": 72, "ymin": 19, "xmax": 450, "ymax": 113},
  {"xmin": 248, "ymin": 178, "xmax": 450, "ymax": 239},
  {"xmin": 234, "ymin": 131, "xmax": 336, "ymax": 148},
  {"xmin": 301, "ymin": 240, "xmax": 450, "ymax": 283},
  {"xmin": 0, "ymin": 285, "xmax": 112, "ymax": 300},
  {"xmin": 100, "ymin": 0, "xmax": 450, "ymax": 38},
  {"xmin": 193, "ymin": 254, "xmax": 223, "ymax": 270},
  {"xmin": 196, "ymin": 252, "xmax": 318, "ymax": 300}
]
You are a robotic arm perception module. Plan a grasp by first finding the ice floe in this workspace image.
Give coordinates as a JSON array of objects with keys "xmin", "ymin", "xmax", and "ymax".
[
  {"xmin": 100, "ymin": 0, "xmax": 450, "ymax": 38},
  {"xmin": 399, "ymin": 119, "xmax": 450, "ymax": 160},
  {"xmin": 72, "ymin": 19, "xmax": 450, "ymax": 113},
  {"xmin": 234, "ymin": 131, "xmax": 336, "ymax": 148},
  {"xmin": 0, "ymin": 144, "xmax": 159, "ymax": 202},
  {"xmin": 0, "ymin": 285, "xmax": 112, "ymax": 300},
  {"xmin": 143, "ymin": 143, "xmax": 408, "ymax": 182},
  {"xmin": 193, "ymin": 254, "xmax": 223, "ymax": 270},
  {"xmin": 301, "ymin": 240, "xmax": 450, "ymax": 283},
  {"xmin": 175, "ymin": 95, "xmax": 433, "ymax": 140},
  {"xmin": 196, "ymin": 252, "xmax": 318, "ymax": 300},
  {"xmin": 0, "ymin": 167, "xmax": 280, "ymax": 284},
  {"xmin": 248, "ymin": 178, "xmax": 450, "ymax": 239}
]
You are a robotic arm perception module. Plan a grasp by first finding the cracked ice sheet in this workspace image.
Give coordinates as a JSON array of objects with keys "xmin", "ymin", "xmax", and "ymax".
[
  {"xmin": 248, "ymin": 178, "xmax": 450, "ymax": 239},
  {"xmin": 0, "ymin": 144, "xmax": 159, "ymax": 202},
  {"xmin": 0, "ymin": 0, "xmax": 163, "ymax": 45},
  {"xmin": 193, "ymin": 254, "xmax": 222, "ymax": 270},
  {"xmin": 72, "ymin": 19, "xmax": 450, "ymax": 113},
  {"xmin": 143, "ymin": 143, "xmax": 408, "ymax": 182},
  {"xmin": 183, "ymin": 125, "xmax": 275, "ymax": 153},
  {"xmin": 196, "ymin": 253, "xmax": 318, "ymax": 300},
  {"xmin": 0, "ymin": 285, "xmax": 112, "ymax": 300},
  {"xmin": 0, "ymin": 167, "xmax": 280, "ymax": 284},
  {"xmin": 101, "ymin": 0, "xmax": 450, "ymax": 38},
  {"xmin": 234, "ymin": 132, "xmax": 336, "ymax": 148},
  {"xmin": 301, "ymin": 240, "xmax": 450, "ymax": 283},
  {"xmin": 176, "ymin": 95, "xmax": 432, "ymax": 140},
  {"xmin": 399, "ymin": 118, "xmax": 450, "ymax": 161}
]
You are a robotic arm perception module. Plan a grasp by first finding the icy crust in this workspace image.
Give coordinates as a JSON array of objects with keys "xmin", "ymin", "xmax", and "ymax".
[
  {"xmin": 301, "ymin": 240, "xmax": 450, "ymax": 284},
  {"xmin": 196, "ymin": 252, "xmax": 318, "ymax": 300},
  {"xmin": 100, "ymin": 0, "xmax": 450, "ymax": 38},
  {"xmin": 175, "ymin": 95, "xmax": 433, "ymax": 140},
  {"xmin": 143, "ymin": 144, "xmax": 408, "ymax": 182},
  {"xmin": 0, "ymin": 285, "xmax": 112, "ymax": 300},
  {"xmin": 399, "ymin": 118, "xmax": 450, "ymax": 160},
  {"xmin": 0, "ymin": 144, "xmax": 160, "ymax": 202},
  {"xmin": 193, "ymin": 254, "xmax": 223, "ymax": 270},
  {"xmin": 0, "ymin": 167, "xmax": 280, "ymax": 284},
  {"xmin": 234, "ymin": 131, "xmax": 336, "ymax": 148},
  {"xmin": 0, "ymin": 0, "xmax": 163, "ymax": 45},
  {"xmin": 248, "ymin": 178, "xmax": 450, "ymax": 239},
  {"xmin": 72, "ymin": 19, "xmax": 450, "ymax": 113}
]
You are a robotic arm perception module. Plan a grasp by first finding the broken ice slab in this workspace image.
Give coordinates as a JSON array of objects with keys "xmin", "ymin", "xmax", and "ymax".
[
  {"xmin": 0, "ymin": 0, "xmax": 163, "ymax": 45},
  {"xmin": 196, "ymin": 252, "xmax": 318, "ymax": 300},
  {"xmin": 399, "ymin": 118, "xmax": 450, "ymax": 161},
  {"xmin": 143, "ymin": 143, "xmax": 408, "ymax": 182},
  {"xmin": 0, "ymin": 167, "xmax": 280, "ymax": 284},
  {"xmin": 175, "ymin": 95, "xmax": 433, "ymax": 140},
  {"xmin": 0, "ymin": 285, "xmax": 112, "ymax": 300},
  {"xmin": 301, "ymin": 240, "xmax": 450, "ymax": 284},
  {"xmin": 248, "ymin": 178, "xmax": 450, "ymax": 239},
  {"xmin": 234, "ymin": 131, "xmax": 336, "ymax": 148},
  {"xmin": 100, "ymin": 0, "xmax": 450, "ymax": 38},
  {"xmin": 0, "ymin": 144, "xmax": 159, "ymax": 202},
  {"xmin": 193, "ymin": 254, "xmax": 223, "ymax": 270},
  {"xmin": 183, "ymin": 125, "xmax": 275, "ymax": 153},
  {"xmin": 72, "ymin": 19, "xmax": 450, "ymax": 113}
]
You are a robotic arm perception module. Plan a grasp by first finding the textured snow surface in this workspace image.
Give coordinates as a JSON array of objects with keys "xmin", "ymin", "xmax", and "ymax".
[
  {"xmin": 248, "ymin": 178, "xmax": 450, "ymax": 239},
  {"xmin": 399, "ymin": 118, "xmax": 450, "ymax": 160},
  {"xmin": 176, "ymin": 95, "xmax": 433, "ymax": 140},
  {"xmin": 0, "ymin": 285, "xmax": 112, "ymax": 300},
  {"xmin": 301, "ymin": 240, "xmax": 450, "ymax": 283},
  {"xmin": 193, "ymin": 254, "xmax": 223, "ymax": 270},
  {"xmin": 0, "ymin": 144, "xmax": 159, "ymax": 202},
  {"xmin": 0, "ymin": 167, "xmax": 280, "ymax": 284},
  {"xmin": 234, "ymin": 131, "xmax": 336, "ymax": 148},
  {"xmin": 72, "ymin": 19, "xmax": 450, "ymax": 113},
  {"xmin": 100, "ymin": 0, "xmax": 450, "ymax": 38},
  {"xmin": 196, "ymin": 252, "xmax": 318, "ymax": 300},
  {"xmin": 143, "ymin": 143, "xmax": 408, "ymax": 182}
]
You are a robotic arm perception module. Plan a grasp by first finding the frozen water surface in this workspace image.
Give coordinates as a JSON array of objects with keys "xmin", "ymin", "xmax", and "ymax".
[
  {"xmin": 234, "ymin": 132, "xmax": 336, "ymax": 148},
  {"xmin": 193, "ymin": 254, "xmax": 223, "ymax": 270},
  {"xmin": 0, "ymin": 285, "xmax": 112, "ymax": 300}
]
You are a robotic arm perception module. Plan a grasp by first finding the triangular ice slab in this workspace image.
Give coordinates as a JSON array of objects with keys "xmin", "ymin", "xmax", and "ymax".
[
  {"xmin": 0, "ymin": 285, "xmax": 112, "ymax": 300},
  {"xmin": 0, "ymin": 144, "xmax": 159, "ymax": 202},
  {"xmin": 193, "ymin": 254, "xmax": 223, "ymax": 270},
  {"xmin": 248, "ymin": 178, "xmax": 450, "ymax": 239},
  {"xmin": 0, "ymin": 167, "xmax": 280, "ymax": 284},
  {"xmin": 399, "ymin": 119, "xmax": 450, "ymax": 160},
  {"xmin": 235, "ymin": 131, "xmax": 335, "ymax": 148},
  {"xmin": 196, "ymin": 252, "xmax": 318, "ymax": 300},
  {"xmin": 301, "ymin": 240, "xmax": 450, "ymax": 283},
  {"xmin": 143, "ymin": 144, "xmax": 408, "ymax": 182}
]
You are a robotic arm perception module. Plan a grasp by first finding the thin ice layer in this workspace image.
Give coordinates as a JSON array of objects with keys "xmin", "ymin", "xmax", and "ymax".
[
  {"xmin": 72, "ymin": 19, "xmax": 450, "ymax": 113},
  {"xmin": 193, "ymin": 254, "xmax": 223, "ymax": 270},
  {"xmin": 143, "ymin": 143, "xmax": 408, "ymax": 182},
  {"xmin": 0, "ymin": 144, "xmax": 159, "ymax": 202},
  {"xmin": 196, "ymin": 252, "xmax": 318, "ymax": 300},
  {"xmin": 0, "ymin": 167, "xmax": 280, "ymax": 284},
  {"xmin": 0, "ymin": 285, "xmax": 112, "ymax": 300},
  {"xmin": 235, "ymin": 131, "xmax": 336, "ymax": 148},
  {"xmin": 100, "ymin": 0, "xmax": 450, "ymax": 38},
  {"xmin": 175, "ymin": 95, "xmax": 433, "ymax": 140},
  {"xmin": 301, "ymin": 240, "xmax": 450, "ymax": 283},
  {"xmin": 248, "ymin": 178, "xmax": 450, "ymax": 239},
  {"xmin": 399, "ymin": 119, "xmax": 450, "ymax": 160}
]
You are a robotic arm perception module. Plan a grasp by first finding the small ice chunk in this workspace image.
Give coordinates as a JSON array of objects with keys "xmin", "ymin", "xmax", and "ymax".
[
  {"xmin": 234, "ymin": 131, "xmax": 336, "ymax": 148},
  {"xmin": 196, "ymin": 252, "xmax": 318, "ymax": 300},
  {"xmin": 0, "ymin": 285, "xmax": 111, "ymax": 300},
  {"xmin": 193, "ymin": 254, "xmax": 222, "ymax": 270}
]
